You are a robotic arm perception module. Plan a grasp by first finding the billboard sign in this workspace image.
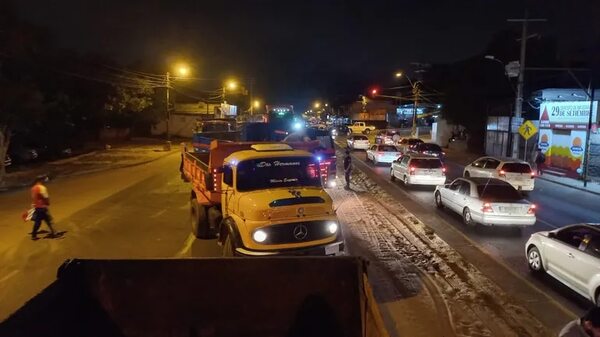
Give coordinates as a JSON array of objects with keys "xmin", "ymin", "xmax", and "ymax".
[{"xmin": 539, "ymin": 101, "xmax": 598, "ymax": 129}]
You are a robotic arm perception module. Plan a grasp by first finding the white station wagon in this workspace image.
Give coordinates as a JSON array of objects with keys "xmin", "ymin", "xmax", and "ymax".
[
  {"xmin": 526, "ymin": 224, "xmax": 600, "ymax": 305},
  {"xmin": 463, "ymin": 156, "xmax": 535, "ymax": 192},
  {"xmin": 346, "ymin": 134, "xmax": 370, "ymax": 151},
  {"xmin": 390, "ymin": 154, "xmax": 446, "ymax": 186},
  {"xmin": 434, "ymin": 177, "xmax": 536, "ymax": 227},
  {"xmin": 366, "ymin": 144, "xmax": 402, "ymax": 165}
]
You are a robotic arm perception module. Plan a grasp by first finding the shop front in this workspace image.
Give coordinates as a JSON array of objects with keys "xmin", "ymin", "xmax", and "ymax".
[{"xmin": 538, "ymin": 99, "xmax": 598, "ymax": 178}]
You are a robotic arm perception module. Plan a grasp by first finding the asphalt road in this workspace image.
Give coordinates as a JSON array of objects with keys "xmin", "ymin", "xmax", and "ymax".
[
  {"xmin": 0, "ymin": 152, "xmax": 221, "ymax": 320},
  {"xmin": 346, "ymin": 142, "xmax": 598, "ymax": 314}
]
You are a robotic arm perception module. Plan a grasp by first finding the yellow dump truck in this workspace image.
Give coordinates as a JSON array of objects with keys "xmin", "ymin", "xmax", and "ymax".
[
  {"xmin": 0, "ymin": 257, "xmax": 390, "ymax": 337},
  {"xmin": 182, "ymin": 140, "xmax": 343, "ymax": 256}
]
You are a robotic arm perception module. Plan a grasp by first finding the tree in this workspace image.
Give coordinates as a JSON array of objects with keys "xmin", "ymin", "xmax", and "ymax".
[{"xmin": 103, "ymin": 78, "xmax": 156, "ymax": 128}]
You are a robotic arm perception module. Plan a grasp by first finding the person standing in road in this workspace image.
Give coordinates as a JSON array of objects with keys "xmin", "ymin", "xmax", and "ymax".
[
  {"xmin": 343, "ymin": 148, "xmax": 352, "ymax": 189},
  {"xmin": 559, "ymin": 307, "xmax": 600, "ymax": 337},
  {"xmin": 534, "ymin": 148, "xmax": 546, "ymax": 176},
  {"xmin": 30, "ymin": 175, "xmax": 57, "ymax": 240}
]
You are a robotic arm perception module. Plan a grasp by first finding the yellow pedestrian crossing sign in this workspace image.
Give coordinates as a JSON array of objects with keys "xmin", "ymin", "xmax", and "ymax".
[{"xmin": 519, "ymin": 120, "xmax": 537, "ymax": 140}]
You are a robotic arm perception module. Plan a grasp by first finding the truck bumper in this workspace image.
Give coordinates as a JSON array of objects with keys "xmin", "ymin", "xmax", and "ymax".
[{"xmin": 235, "ymin": 240, "xmax": 345, "ymax": 257}]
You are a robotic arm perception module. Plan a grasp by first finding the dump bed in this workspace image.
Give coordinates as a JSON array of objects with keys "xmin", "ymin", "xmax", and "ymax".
[{"xmin": 0, "ymin": 257, "xmax": 388, "ymax": 337}]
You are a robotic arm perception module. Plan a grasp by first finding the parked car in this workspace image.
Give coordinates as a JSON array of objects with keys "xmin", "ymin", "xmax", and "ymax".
[
  {"xmin": 347, "ymin": 134, "xmax": 370, "ymax": 151},
  {"xmin": 375, "ymin": 130, "xmax": 400, "ymax": 145},
  {"xmin": 366, "ymin": 144, "xmax": 402, "ymax": 165},
  {"xmin": 8, "ymin": 145, "xmax": 39, "ymax": 164},
  {"xmin": 390, "ymin": 154, "xmax": 446, "ymax": 186},
  {"xmin": 411, "ymin": 142, "xmax": 445, "ymax": 160},
  {"xmin": 463, "ymin": 156, "xmax": 535, "ymax": 192},
  {"xmin": 526, "ymin": 223, "xmax": 600, "ymax": 305},
  {"xmin": 396, "ymin": 137, "xmax": 424, "ymax": 153},
  {"xmin": 434, "ymin": 177, "xmax": 536, "ymax": 227}
]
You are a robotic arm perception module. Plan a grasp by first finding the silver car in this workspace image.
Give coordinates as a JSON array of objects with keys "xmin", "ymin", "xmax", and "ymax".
[
  {"xmin": 346, "ymin": 135, "xmax": 370, "ymax": 151},
  {"xmin": 434, "ymin": 177, "xmax": 536, "ymax": 227},
  {"xmin": 526, "ymin": 224, "xmax": 600, "ymax": 305}
]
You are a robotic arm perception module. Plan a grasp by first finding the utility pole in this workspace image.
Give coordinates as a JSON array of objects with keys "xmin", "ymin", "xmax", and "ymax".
[
  {"xmin": 507, "ymin": 12, "xmax": 546, "ymax": 159},
  {"xmin": 165, "ymin": 72, "xmax": 170, "ymax": 141},
  {"xmin": 411, "ymin": 84, "xmax": 420, "ymax": 137},
  {"xmin": 583, "ymin": 83, "xmax": 596, "ymax": 187}
]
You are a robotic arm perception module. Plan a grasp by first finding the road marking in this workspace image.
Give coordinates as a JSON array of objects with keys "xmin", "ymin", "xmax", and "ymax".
[
  {"xmin": 0, "ymin": 270, "xmax": 19, "ymax": 284},
  {"xmin": 175, "ymin": 233, "xmax": 195, "ymax": 257}
]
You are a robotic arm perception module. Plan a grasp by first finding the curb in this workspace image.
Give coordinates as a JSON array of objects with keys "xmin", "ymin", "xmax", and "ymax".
[
  {"xmin": 536, "ymin": 176, "xmax": 600, "ymax": 196},
  {"xmin": 48, "ymin": 151, "xmax": 98, "ymax": 165},
  {"xmin": 0, "ymin": 150, "xmax": 177, "ymax": 193}
]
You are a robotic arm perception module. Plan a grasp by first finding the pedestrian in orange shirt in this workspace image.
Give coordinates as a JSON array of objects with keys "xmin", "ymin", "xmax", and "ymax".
[{"xmin": 30, "ymin": 175, "xmax": 57, "ymax": 240}]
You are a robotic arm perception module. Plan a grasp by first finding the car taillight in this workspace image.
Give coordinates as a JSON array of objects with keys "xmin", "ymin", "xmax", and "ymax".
[
  {"xmin": 442, "ymin": 167, "xmax": 446, "ymax": 175},
  {"xmin": 481, "ymin": 202, "xmax": 494, "ymax": 213},
  {"xmin": 528, "ymin": 204, "xmax": 536, "ymax": 214},
  {"xmin": 530, "ymin": 171, "xmax": 535, "ymax": 179},
  {"xmin": 409, "ymin": 166, "xmax": 416, "ymax": 175},
  {"xmin": 498, "ymin": 169, "xmax": 506, "ymax": 177}
]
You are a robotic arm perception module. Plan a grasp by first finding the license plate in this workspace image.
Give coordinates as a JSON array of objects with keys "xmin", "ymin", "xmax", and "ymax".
[
  {"xmin": 500, "ymin": 207, "xmax": 517, "ymax": 213},
  {"xmin": 325, "ymin": 244, "xmax": 340, "ymax": 255}
]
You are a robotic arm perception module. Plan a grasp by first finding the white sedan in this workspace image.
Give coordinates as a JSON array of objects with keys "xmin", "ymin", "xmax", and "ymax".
[
  {"xmin": 391, "ymin": 154, "xmax": 446, "ymax": 186},
  {"xmin": 366, "ymin": 144, "xmax": 402, "ymax": 165},
  {"xmin": 526, "ymin": 224, "xmax": 600, "ymax": 305},
  {"xmin": 434, "ymin": 177, "xmax": 536, "ymax": 227},
  {"xmin": 347, "ymin": 135, "xmax": 370, "ymax": 151}
]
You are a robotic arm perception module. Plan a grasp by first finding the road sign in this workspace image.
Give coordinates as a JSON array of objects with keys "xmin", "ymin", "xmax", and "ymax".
[{"xmin": 518, "ymin": 120, "xmax": 537, "ymax": 140}]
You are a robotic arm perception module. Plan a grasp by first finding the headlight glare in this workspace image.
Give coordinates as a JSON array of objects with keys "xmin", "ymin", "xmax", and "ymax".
[
  {"xmin": 253, "ymin": 230, "xmax": 267, "ymax": 243},
  {"xmin": 327, "ymin": 222, "xmax": 338, "ymax": 234}
]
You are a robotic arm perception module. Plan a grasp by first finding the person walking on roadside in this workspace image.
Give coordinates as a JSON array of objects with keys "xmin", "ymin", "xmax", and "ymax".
[
  {"xmin": 30, "ymin": 175, "xmax": 57, "ymax": 240},
  {"xmin": 343, "ymin": 148, "xmax": 352, "ymax": 189},
  {"xmin": 534, "ymin": 148, "xmax": 546, "ymax": 176},
  {"xmin": 559, "ymin": 307, "xmax": 600, "ymax": 337}
]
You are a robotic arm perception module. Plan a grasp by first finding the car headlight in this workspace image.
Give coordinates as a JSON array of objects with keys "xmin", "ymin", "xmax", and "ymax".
[
  {"xmin": 327, "ymin": 222, "xmax": 338, "ymax": 234},
  {"xmin": 253, "ymin": 230, "xmax": 268, "ymax": 243},
  {"xmin": 292, "ymin": 122, "xmax": 303, "ymax": 130},
  {"xmin": 328, "ymin": 180, "xmax": 337, "ymax": 188}
]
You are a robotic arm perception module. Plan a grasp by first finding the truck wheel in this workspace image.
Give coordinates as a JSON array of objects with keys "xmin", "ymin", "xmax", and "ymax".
[
  {"xmin": 207, "ymin": 207, "xmax": 222, "ymax": 238},
  {"xmin": 191, "ymin": 199, "xmax": 210, "ymax": 239},
  {"xmin": 364, "ymin": 129, "xmax": 371, "ymax": 135},
  {"xmin": 222, "ymin": 233, "xmax": 235, "ymax": 257}
]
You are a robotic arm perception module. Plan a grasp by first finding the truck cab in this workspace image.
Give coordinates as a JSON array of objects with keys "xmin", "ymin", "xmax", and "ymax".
[{"xmin": 218, "ymin": 143, "xmax": 343, "ymax": 256}]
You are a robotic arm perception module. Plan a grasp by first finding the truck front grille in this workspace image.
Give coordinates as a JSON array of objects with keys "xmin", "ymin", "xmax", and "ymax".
[{"xmin": 260, "ymin": 220, "xmax": 334, "ymax": 244}]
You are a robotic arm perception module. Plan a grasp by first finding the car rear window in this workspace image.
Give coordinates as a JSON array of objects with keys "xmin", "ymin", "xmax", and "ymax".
[
  {"xmin": 354, "ymin": 135, "xmax": 368, "ymax": 140},
  {"xmin": 410, "ymin": 159, "xmax": 443, "ymax": 168},
  {"xmin": 477, "ymin": 184, "xmax": 522, "ymax": 201},
  {"xmin": 501, "ymin": 162, "xmax": 531, "ymax": 173},
  {"xmin": 420, "ymin": 143, "xmax": 442, "ymax": 151},
  {"xmin": 379, "ymin": 145, "xmax": 397, "ymax": 152},
  {"xmin": 408, "ymin": 139, "xmax": 424, "ymax": 145}
]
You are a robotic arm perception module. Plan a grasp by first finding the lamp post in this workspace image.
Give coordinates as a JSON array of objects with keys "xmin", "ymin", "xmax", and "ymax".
[
  {"xmin": 395, "ymin": 72, "xmax": 420, "ymax": 137},
  {"xmin": 165, "ymin": 64, "xmax": 190, "ymax": 141}
]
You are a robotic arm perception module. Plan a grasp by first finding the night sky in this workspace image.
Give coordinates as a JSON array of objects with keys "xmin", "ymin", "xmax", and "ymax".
[{"xmin": 14, "ymin": 0, "xmax": 600, "ymax": 110}]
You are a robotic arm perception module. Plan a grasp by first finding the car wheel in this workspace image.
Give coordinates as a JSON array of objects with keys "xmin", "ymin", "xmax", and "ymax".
[
  {"xmin": 527, "ymin": 246, "xmax": 544, "ymax": 273},
  {"xmin": 462, "ymin": 207, "xmax": 475, "ymax": 227},
  {"xmin": 364, "ymin": 129, "xmax": 371, "ymax": 135},
  {"xmin": 373, "ymin": 158, "xmax": 378, "ymax": 166},
  {"xmin": 464, "ymin": 171, "xmax": 470, "ymax": 178},
  {"xmin": 403, "ymin": 175, "xmax": 410, "ymax": 186},
  {"xmin": 435, "ymin": 192, "xmax": 444, "ymax": 209},
  {"xmin": 390, "ymin": 169, "xmax": 396, "ymax": 181},
  {"xmin": 595, "ymin": 289, "xmax": 600, "ymax": 307},
  {"xmin": 222, "ymin": 233, "xmax": 235, "ymax": 257},
  {"xmin": 191, "ymin": 199, "xmax": 210, "ymax": 239}
]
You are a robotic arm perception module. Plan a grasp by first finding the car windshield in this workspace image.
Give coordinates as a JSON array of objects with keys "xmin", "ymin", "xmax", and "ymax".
[
  {"xmin": 411, "ymin": 159, "xmax": 443, "ymax": 168},
  {"xmin": 420, "ymin": 144, "xmax": 442, "ymax": 151},
  {"xmin": 408, "ymin": 139, "xmax": 424, "ymax": 145},
  {"xmin": 502, "ymin": 163, "xmax": 531, "ymax": 173},
  {"xmin": 236, "ymin": 157, "xmax": 322, "ymax": 191},
  {"xmin": 354, "ymin": 136, "xmax": 368, "ymax": 140},
  {"xmin": 477, "ymin": 184, "xmax": 522, "ymax": 201},
  {"xmin": 379, "ymin": 145, "xmax": 397, "ymax": 152}
]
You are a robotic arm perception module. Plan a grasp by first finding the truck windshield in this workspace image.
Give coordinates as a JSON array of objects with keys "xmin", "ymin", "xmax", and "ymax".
[{"xmin": 236, "ymin": 157, "xmax": 322, "ymax": 191}]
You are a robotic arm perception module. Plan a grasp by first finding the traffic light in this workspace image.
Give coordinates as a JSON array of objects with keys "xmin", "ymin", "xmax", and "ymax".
[{"xmin": 370, "ymin": 88, "xmax": 378, "ymax": 97}]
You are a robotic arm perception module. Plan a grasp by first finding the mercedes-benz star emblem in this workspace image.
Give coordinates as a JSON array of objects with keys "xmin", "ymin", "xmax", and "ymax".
[{"xmin": 293, "ymin": 224, "xmax": 308, "ymax": 240}]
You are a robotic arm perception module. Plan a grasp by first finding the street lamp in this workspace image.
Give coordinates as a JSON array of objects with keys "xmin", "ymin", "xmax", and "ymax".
[
  {"xmin": 394, "ymin": 71, "xmax": 419, "ymax": 136},
  {"xmin": 395, "ymin": 72, "xmax": 402, "ymax": 78},
  {"xmin": 314, "ymin": 102, "xmax": 321, "ymax": 109},
  {"xmin": 227, "ymin": 80, "xmax": 238, "ymax": 90},
  {"xmin": 175, "ymin": 64, "xmax": 190, "ymax": 77}
]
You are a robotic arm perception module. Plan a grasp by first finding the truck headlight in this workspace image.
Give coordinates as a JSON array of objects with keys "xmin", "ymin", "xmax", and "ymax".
[
  {"xmin": 328, "ymin": 180, "xmax": 337, "ymax": 188},
  {"xmin": 253, "ymin": 230, "xmax": 268, "ymax": 243},
  {"xmin": 327, "ymin": 222, "xmax": 338, "ymax": 234}
]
